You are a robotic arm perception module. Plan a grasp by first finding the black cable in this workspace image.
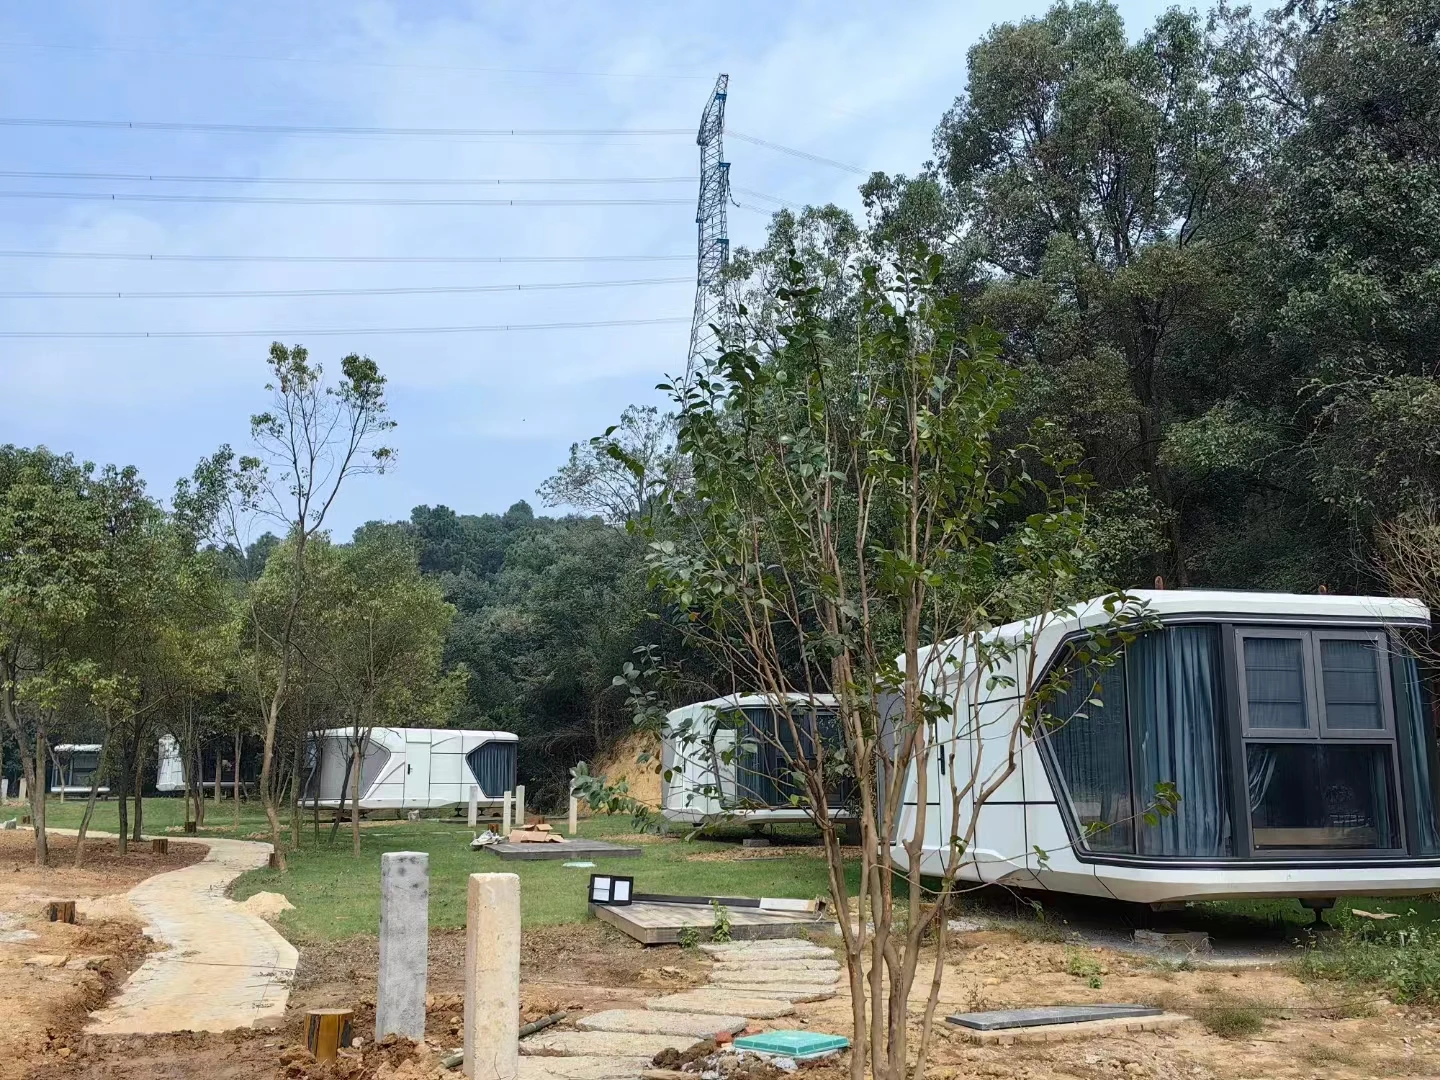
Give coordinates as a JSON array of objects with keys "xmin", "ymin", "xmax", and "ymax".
[
  {"xmin": 0, "ymin": 316, "xmax": 689, "ymax": 338},
  {"xmin": 0, "ymin": 189, "xmax": 691, "ymax": 207},
  {"xmin": 0, "ymin": 169, "xmax": 697, "ymax": 186},
  {"xmin": 0, "ymin": 276, "xmax": 691, "ymax": 299},
  {"xmin": 729, "ymin": 132, "xmax": 865, "ymax": 174},
  {"xmin": 0, "ymin": 249, "xmax": 691, "ymax": 264}
]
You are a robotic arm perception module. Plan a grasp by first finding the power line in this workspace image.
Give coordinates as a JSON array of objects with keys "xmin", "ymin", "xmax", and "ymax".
[
  {"xmin": 0, "ymin": 117, "xmax": 690, "ymax": 139},
  {"xmin": 729, "ymin": 132, "xmax": 865, "ymax": 174},
  {"xmin": 0, "ymin": 316, "xmax": 690, "ymax": 339},
  {"xmin": 0, "ymin": 249, "xmax": 692, "ymax": 264},
  {"xmin": 0, "ymin": 190, "xmax": 692, "ymax": 207},
  {"xmin": 0, "ymin": 276, "xmax": 691, "ymax": 299},
  {"xmin": 0, "ymin": 169, "xmax": 697, "ymax": 187},
  {"xmin": 0, "ymin": 39, "xmax": 710, "ymax": 81}
]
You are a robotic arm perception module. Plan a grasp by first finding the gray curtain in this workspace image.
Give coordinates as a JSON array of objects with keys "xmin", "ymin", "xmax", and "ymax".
[
  {"xmin": 1396, "ymin": 653, "xmax": 1440, "ymax": 854},
  {"xmin": 1130, "ymin": 626, "xmax": 1233, "ymax": 857}
]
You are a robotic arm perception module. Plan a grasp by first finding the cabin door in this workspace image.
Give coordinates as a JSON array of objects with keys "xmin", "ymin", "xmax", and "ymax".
[{"xmin": 403, "ymin": 730, "xmax": 431, "ymax": 806}]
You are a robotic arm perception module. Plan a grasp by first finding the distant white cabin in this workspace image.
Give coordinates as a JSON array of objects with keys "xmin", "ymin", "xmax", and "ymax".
[
  {"xmin": 660, "ymin": 693, "xmax": 850, "ymax": 824},
  {"xmin": 302, "ymin": 727, "xmax": 518, "ymax": 811},
  {"xmin": 895, "ymin": 590, "xmax": 1440, "ymax": 905},
  {"xmin": 49, "ymin": 744, "xmax": 108, "ymax": 795}
]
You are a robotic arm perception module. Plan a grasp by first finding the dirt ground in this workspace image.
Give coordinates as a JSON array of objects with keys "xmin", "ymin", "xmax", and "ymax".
[
  {"xmin": 0, "ymin": 830, "xmax": 207, "ymax": 1080},
  {"xmin": 3, "ymin": 839, "xmax": 1438, "ymax": 1080}
]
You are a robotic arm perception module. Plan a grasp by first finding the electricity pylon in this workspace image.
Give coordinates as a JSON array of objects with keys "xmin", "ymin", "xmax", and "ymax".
[{"xmin": 685, "ymin": 73, "xmax": 730, "ymax": 385}]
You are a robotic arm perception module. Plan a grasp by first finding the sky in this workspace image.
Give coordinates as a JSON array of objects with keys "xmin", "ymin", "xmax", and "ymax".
[{"xmin": 0, "ymin": 0, "xmax": 1174, "ymax": 538}]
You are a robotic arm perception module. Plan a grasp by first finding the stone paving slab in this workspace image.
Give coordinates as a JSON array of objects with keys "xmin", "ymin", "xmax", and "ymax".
[
  {"xmin": 711, "ymin": 958, "xmax": 840, "ymax": 972},
  {"xmin": 647, "ymin": 992, "xmax": 795, "ymax": 1020},
  {"xmin": 703, "ymin": 984, "xmax": 838, "ymax": 1002},
  {"xmin": 709, "ymin": 967, "xmax": 841, "ymax": 985},
  {"xmin": 947, "ymin": 1012, "xmax": 1187, "ymax": 1046},
  {"xmin": 576, "ymin": 1010, "xmax": 746, "ymax": 1037},
  {"xmin": 699, "ymin": 942, "xmax": 833, "ymax": 958},
  {"xmin": 518, "ymin": 1056, "xmax": 652, "ymax": 1080},
  {"xmin": 521, "ymin": 1031, "xmax": 700, "ymax": 1058}
]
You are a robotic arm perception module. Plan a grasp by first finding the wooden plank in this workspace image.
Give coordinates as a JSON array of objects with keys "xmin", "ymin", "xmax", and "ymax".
[{"xmin": 488, "ymin": 839, "xmax": 643, "ymax": 861}]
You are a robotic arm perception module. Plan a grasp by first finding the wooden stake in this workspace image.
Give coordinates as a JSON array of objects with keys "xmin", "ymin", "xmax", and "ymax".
[
  {"xmin": 47, "ymin": 900, "xmax": 76, "ymax": 924},
  {"xmin": 151, "ymin": 838, "xmax": 169, "ymax": 855},
  {"xmin": 268, "ymin": 852, "xmax": 281, "ymax": 870},
  {"xmin": 183, "ymin": 821, "xmax": 197, "ymax": 834},
  {"xmin": 305, "ymin": 1008, "xmax": 353, "ymax": 1061}
]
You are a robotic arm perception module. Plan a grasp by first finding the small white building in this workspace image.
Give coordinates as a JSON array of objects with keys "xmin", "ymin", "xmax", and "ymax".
[
  {"xmin": 660, "ymin": 693, "xmax": 850, "ymax": 824},
  {"xmin": 49, "ymin": 744, "xmax": 108, "ymax": 795},
  {"xmin": 894, "ymin": 590, "xmax": 1440, "ymax": 905},
  {"xmin": 302, "ymin": 727, "xmax": 518, "ymax": 811}
]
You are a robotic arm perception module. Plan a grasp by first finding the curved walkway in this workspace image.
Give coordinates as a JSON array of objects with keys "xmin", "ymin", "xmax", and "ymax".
[{"xmin": 86, "ymin": 834, "xmax": 298, "ymax": 1034}]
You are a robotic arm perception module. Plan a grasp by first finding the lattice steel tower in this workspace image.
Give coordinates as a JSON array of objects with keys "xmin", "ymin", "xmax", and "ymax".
[{"xmin": 685, "ymin": 74, "xmax": 731, "ymax": 382}]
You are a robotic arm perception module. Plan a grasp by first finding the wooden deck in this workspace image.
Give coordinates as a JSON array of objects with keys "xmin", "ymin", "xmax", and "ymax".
[
  {"xmin": 590, "ymin": 899, "xmax": 826, "ymax": 945},
  {"xmin": 485, "ymin": 838, "xmax": 643, "ymax": 861}
]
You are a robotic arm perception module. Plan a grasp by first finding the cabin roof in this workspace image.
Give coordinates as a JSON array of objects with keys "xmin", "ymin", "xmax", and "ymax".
[
  {"xmin": 311, "ymin": 727, "xmax": 518, "ymax": 740},
  {"xmin": 668, "ymin": 692, "xmax": 839, "ymax": 717}
]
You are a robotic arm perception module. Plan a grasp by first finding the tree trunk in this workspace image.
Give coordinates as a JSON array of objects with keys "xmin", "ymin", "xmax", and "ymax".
[
  {"xmin": 131, "ymin": 742, "xmax": 144, "ymax": 843},
  {"xmin": 234, "ymin": 729, "xmax": 242, "ymax": 830},
  {"xmin": 74, "ymin": 745, "xmax": 106, "ymax": 869},
  {"xmin": 31, "ymin": 727, "xmax": 48, "ymax": 866},
  {"xmin": 260, "ymin": 694, "xmax": 285, "ymax": 869},
  {"xmin": 289, "ymin": 736, "xmax": 304, "ymax": 850},
  {"xmin": 214, "ymin": 746, "xmax": 222, "ymax": 807},
  {"xmin": 329, "ymin": 746, "xmax": 354, "ymax": 845},
  {"xmin": 194, "ymin": 744, "xmax": 205, "ymax": 826},
  {"xmin": 116, "ymin": 759, "xmax": 129, "ymax": 856},
  {"xmin": 350, "ymin": 728, "xmax": 364, "ymax": 857},
  {"xmin": 0, "ymin": 655, "xmax": 41, "ymax": 865}
]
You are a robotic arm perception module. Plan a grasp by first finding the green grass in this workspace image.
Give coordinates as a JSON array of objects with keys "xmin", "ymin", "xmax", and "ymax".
[{"xmin": 37, "ymin": 797, "xmax": 857, "ymax": 943}]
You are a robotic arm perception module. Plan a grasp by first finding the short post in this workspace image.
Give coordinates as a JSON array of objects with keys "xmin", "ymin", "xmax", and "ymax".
[
  {"xmin": 464, "ymin": 873, "xmax": 520, "ymax": 1080},
  {"xmin": 306, "ymin": 1008, "xmax": 354, "ymax": 1061},
  {"xmin": 568, "ymin": 794, "xmax": 578, "ymax": 837},
  {"xmin": 1, "ymin": 778, "xmax": 8, "ymax": 800},
  {"xmin": 47, "ymin": 900, "xmax": 76, "ymax": 924},
  {"xmin": 17, "ymin": 777, "xmax": 26, "ymax": 803},
  {"xmin": 183, "ymin": 820, "xmax": 197, "ymax": 834},
  {"xmin": 467, "ymin": 786, "xmax": 479, "ymax": 829},
  {"xmin": 514, "ymin": 784, "xmax": 525, "ymax": 828},
  {"xmin": 377, "ymin": 852, "xmax": 429, "ymax": 1042},
  {"xmin": 501, "ymin": 791, "xmax": 512, "ymax": 836},
  {"xmin": 151, "ymin": 838, "xmax": 169, "ymax": 855}
]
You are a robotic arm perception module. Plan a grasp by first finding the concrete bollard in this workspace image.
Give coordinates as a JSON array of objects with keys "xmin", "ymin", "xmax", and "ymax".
[
  {"xmin": 468, "ymin": 786, "xmax": 479, "ymax": 829},
  {"xmin": 377, "ymin": 851, "xmax": 429, "ymax": 1042},
  {"xmin": 501, "ymin": 791, "xmax": 512, "ymax": 836},
  {"xmin": 17, "ymin": 777, "xmax": 26, "ymax": 803},
  {"xmin": 514, "ymin": 784, "xmax": 525, "ymax": 828},
  {"xmin": 464, "ymin": 873, "xmax": 520, "ymax": 1080},
  {"xmin": 0, "ymin": 778, "xmax": 8, "ymax": 800},
  {"xmin": 568, "ymin": 796, "xmax": 578, "ymax": 836}
]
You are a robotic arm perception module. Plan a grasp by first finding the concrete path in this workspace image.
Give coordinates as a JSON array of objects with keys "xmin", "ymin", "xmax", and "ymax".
[{"xmin": 86, "ymin": 834, "xmax": 298, "ymax": 1034}]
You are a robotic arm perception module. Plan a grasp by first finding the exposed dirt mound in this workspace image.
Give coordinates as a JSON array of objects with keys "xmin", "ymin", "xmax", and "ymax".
[
  {"xmin": 590, "ymin": 730, "xmax": 662, "ymax": 810},
  {"xmin": 242, "ymin": 891, "xmax": 297, "ymax": 920}
]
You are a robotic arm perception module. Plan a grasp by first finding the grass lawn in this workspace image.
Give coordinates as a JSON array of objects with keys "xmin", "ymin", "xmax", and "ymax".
[{"xmin": 33, "ymin": 797, "xmax": 854, "ymax": 943}]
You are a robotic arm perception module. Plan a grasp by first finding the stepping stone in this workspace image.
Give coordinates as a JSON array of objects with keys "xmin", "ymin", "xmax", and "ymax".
[
  {"xmin": 576, "ymin": 1009, "xmax": 746, "ymax": 1037},
  {"xmin": 704, "ymin": 984, "xmax": 838, "ymax": 1002},
  {"xmin": 710, "ymin": 967, "xmax": 841, "ymax": 985},
  {"xmin": 703, "ymin": 945, "xmax": 836, "ymax": 961},
  {"xmin": 700, "ymin": 942, "xmax": 833, "ymax": 958},
  {"xmin": 518, "ymin": 1057, "xmax": 653, "ymax": 1080},
  {"xmin": 520, "ymin": 1031, "xmax": 699, "ymax": 1058},
  {"xmin": 711, "ymin": 961, "xmax": 840, "ymax": 979},
  {"xmin": 648, "ymin": 992, "xmax": 796, "ymax": 1020}
]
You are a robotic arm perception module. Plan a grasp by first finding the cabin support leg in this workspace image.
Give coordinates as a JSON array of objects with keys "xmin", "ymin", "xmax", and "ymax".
[{"xmin": 1300, "ymin": 897, "xmax": 1335, "ymax": 930}]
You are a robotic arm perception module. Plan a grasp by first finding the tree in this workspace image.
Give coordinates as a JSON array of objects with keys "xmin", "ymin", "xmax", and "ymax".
[
  {"xmin": 203, "ymin": 343, "xmax": 395, "ymax": 869},
  {"xmin": 537, "ymin": 405, "xmax": 683, "ymax": 524},
  {"xmin": 603, "ymin": 249, "xmax": 1143, "ymax": 1080},
  {"xmin": 0, "ymin": 447, "xmax": 106, "ymax": 864}
]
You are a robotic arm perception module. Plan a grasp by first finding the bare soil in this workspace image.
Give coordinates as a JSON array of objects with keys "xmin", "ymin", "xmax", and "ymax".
[{"xmin": 0, "ymin": 831, "xmax": 207, "ymax": 1080}]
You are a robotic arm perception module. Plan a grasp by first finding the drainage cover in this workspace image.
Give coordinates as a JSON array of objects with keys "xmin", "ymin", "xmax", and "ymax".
[
  {"xmin": 946, "ymin": 1005, "xmax": 1163, "ymax": 1031},
  {"xmin": 732, "ymin": 1031, "xmax": 850, "ymax": 1059}
]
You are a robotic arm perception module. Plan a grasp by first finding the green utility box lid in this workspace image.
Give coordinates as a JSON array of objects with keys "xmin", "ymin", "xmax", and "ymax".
[{"xmin": 732, "ymin": 1031, "xmax": 850, "ymax": 1060}]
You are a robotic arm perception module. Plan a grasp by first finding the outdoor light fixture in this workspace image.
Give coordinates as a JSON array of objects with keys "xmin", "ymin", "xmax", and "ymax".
[{"xmin": 588, "ymin": 874, "xmax": 634, "ymax": 906}]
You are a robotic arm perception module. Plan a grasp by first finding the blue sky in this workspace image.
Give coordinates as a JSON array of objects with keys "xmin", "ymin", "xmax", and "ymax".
[{"xmin": 0, "ymin": 0, "xmax": 1172, "ymax": 537}]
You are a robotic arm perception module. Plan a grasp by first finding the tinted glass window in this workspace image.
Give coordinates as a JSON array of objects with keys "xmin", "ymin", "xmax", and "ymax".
[
  {"xmin": 467, "ymin": 740, "xmax": 517, "ymax": 798},
  {"xmin": 1044, "ymin": 660, "xmax": 1133, "ymax": 853},
  {"xmin": 1247, "ymin": 743, "xmax": 1399, "ymax": 849},
  {"xmin": 1320, "ymin": 639, "xmax": 1384, "ymax": 730},
  {"xmin": 1244, "ymin": 637, "xmax": 1309, "ymax": 729}
]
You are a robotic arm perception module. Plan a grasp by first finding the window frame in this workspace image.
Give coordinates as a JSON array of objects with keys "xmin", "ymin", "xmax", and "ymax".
[{"xmin": 1234, "ymin": 627, "xmax": 1406, "ymax": 857}]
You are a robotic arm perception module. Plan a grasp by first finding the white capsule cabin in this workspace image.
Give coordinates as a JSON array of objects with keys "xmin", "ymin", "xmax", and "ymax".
[
  {"xmin": 302, "ymin": 727, "xmax": 518, "ymax": 811},
  {"xmin": 49, "ymin": 744, "xmax": 108, "ymax": 795},
  {"xmin": 895, "ymin": 590, "xmax": 1440, "ymax": 904},
  {"xmin": 661, "ymin": 693, "xmax": 851, "ymax": 824}
]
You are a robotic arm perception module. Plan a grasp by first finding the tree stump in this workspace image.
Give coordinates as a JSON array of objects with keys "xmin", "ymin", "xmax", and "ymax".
[
  {"xmin": 183, "ymin": 821, "xmax": 197, "ymax": 834},
  {"xmin": 47, "ymin": 900, "xmax": 76, "ymax": 924},
  {"xmin": 151, "ymin": 838, "xmax": 169, "ymax": 855},
  {"xmin": 305, "ymin": 1008, "xmax": 353, "ymax": 1061},
  {"xmin": 20, "ymin": 815, "xmax": 31, "ymax": 826}
]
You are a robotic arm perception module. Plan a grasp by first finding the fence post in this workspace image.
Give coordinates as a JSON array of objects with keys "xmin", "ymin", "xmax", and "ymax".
[
  {"xmin": 376, "ymin": 851, "xmax": 429, "ymax": 1041},
  {"xmin": 464, "ymin": 873, "xmax": 520, "ymax": 1080}
]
